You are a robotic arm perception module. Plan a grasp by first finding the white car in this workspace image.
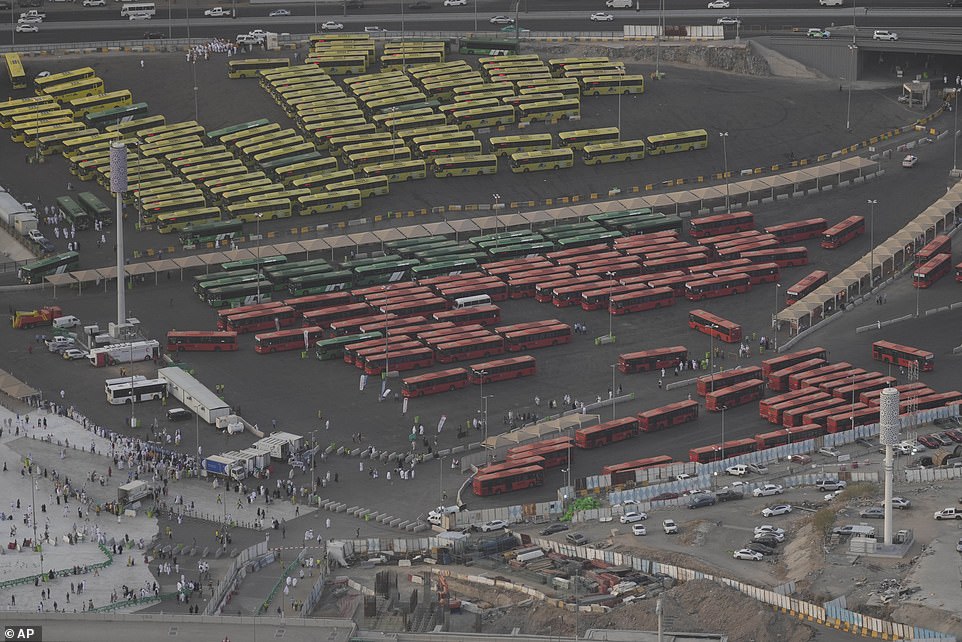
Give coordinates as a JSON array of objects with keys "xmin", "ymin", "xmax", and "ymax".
[
  {"xmin": 753, "ymin": 525, "xmax": 785, "ymax": 539},
  {"xmin": 364, "ymin": 26, "xmax": 387, "ymax": 33},
  {"xmin": 590, "ymin": 12, "xmax": 614, "ymax": 21},
  {"xmin": 27, "ymin": 229, "xmax": 45, "ymax": 242},
  {"xmin": 674, "ymin": 473, "xmax": 691, "ymax": 481},
  {"xmin": 62, "ymin": 348, "xmax": 88, "ymax": 361},
  {"xmin": 479, "ymin": 519, "xmax": 508, "ymax": 532},
  {"xmin": 321, "ymin": 21, "xmax": 344, "ymax": 30},
  {"xmin": 249, "ymin": 29, "xmax": 269, "ymax": 39},
  {"xmin": 818, "ymin": 446, "xmax": 840, "ymax": 457},
  {"xmin": 807, "ymin": 28, "xmax": 830, "ymax": 38},
  {"xmin": 662, "ymin": 519, "xmax": 678, "ymax": 534},
  {"xmin": 902, "ymin": 154, "xmax": 918, "ymax": 168},
  {"xmin": 761, "ymin": 504, "xmax": 793, "ymax": 517},
  {"xmin": 443, "ymin": 0, "xmax": 467, "ymax": 5},
  {"xmin": 733, "ymin": 548, "xmax": 763, "ymax": 561},
  {"xmin": 82, "ymin": 0, "xmax": 106, "ymax": 6},
  {"xmin": 708, "ymin": 0, "xmax": 730, "ymax": 7},
  {"xmin": 631, "ymin": 524, "xmax": 647, "ymax": 536},
  {"xmin": 717, "ymin": 16, "xmax": 741, "ymax": 25},
  {"xmin": 872, "ymin": 29, "xmax": 898, "ymax": 41},
  {"xmin": 887, "ymin": 497, "xmax": 911, "ymax": 509},
  {"xmin": 128, "ymin": 12, "xmax": 151, "ymax": 19},
  {"xmin": 204, "ymin": 7, "xmax": 232, "ymax": 17},
  {"xmin": 619, "ymin": 511, "xmax": 647, "ymax": 524},
  {"xmin": 489, "ymin": 15, "xmax": 514, "ymax": 24},
  {"xmin": 268, "ymin": 8, "xmax": 291, "ymax": 16},
  {"xmin": 16, "ymin": 22, "xmax": 38, "ymax": 32},
  {"xmin": 726, "ymin": 464, "xmax": 748, "ymax": 476},
  {"xmin": 752, "ymin": 484, "xmax": 784, "ymax": 497},
  {"xmin": 17, "ymin": 14, "xmax": 42, "ymax": 23},
  {"xmin": 824, "ymin": 490, "xmax": 844, "ymax": 501}
]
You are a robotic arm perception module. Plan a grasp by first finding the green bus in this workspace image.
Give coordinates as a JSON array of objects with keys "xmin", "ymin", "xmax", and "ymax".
[
  {"xmin": 384, "ymin": 236, "xmax": 450, "ymax": 253},
  {"xmin": 396, "ymin": 239, "xmax": 459, "ymax": 258},
  {"xmin": 196, "ymin": 273, "xmax": 265, "ymax": 301},
  {"xmin": 412, "ymin": 244, "xmax": 478, "ymax": 262},
  {"xmin": 554, "ymin": 230, "xmax": 623, "ymax": 249},
  {"xmin": 486, "ymin": 241, "xmax": 555, "ymax": 260},
  {"xmin": 192, "ymin": 268, "xmax": 258, "ymax": 294},
  {"xmin": 84, "ymin": 102, "xmax": 148, "ymax": 129},
  {"xmin": 315, "ymin": 331, "xmax": 381, "ymax": 360},
  {"xmin": 221, "ymin": 254, "xmax": 288, "ymax": 272},
  {"xmin": 76, "ymin": 192, "xmax": 111, "ymax": 224},
  {"xmin": 458, "ymin": 38, "xmax": 521, "ymax": 56},
  {"xmin": 541, "ymin": 222, "xmax": 606, "ymax": 241},
  {"xmin": 56, "ymin": 195, "xmax": 93, "ymax": 230},
  {"xmin": 475, "ymin": 234, "xmax": 544, "ymax": 250},
  {"xmin": 469, "ymin": 230, "xmax": 533, "ymax": 246},
  {"xmin": 19, "ymin": 251, "xmax": 80, "ymax": 284},
  {"xmin": 206, "ymin": 280, "xmax": 274, "ymax": 308},
  {"xmin": 409, "ymin": 258, "xmax": 479, "ymax": 279},
  {"xmin": 352, "ymin": 259, "xmax": 420, "ymax": 286},
  {"xmin": 265, "ymin": 264, "xmax": 336, "ymax": 288},
  {"xmin": 264, "ymin": 258, "xmax": 331, "ymax": 278},
  {"xmin": 432, "ymin": 154, "xmax": 499, "ymax": 178},
  {"xmin": 180, "ymin": 219, "xmax": 244, "ymax": 247},
  {"xmin": 618, "ymin": 215, "xmax": 684, "ymax": 236},
  {"xmin": 586, "ymin": 208, "xmax": 652, "ymax": 228},
  {"xmin": 287, "ymin": 269, "xmax": 354, "ymax": 296},
  {"xmin": 207, "ymin": 118, "xmax": 272, "ymax": 143},
  {"xmin": 339, "ymin": 254, "xmax": 403, "ymax": 270}
]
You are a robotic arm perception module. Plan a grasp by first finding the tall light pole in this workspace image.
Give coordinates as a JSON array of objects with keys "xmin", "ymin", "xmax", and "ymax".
[
  {"xmin": 254, "ymin": 212, "xmax": 264, "ymax": 300},
  {"xmin": 606, "ymin": 271, "xmax": 615, "ymax": 340},
  {"xmin": 719, "ymin": 406, "xmax": 727, "ymax": 459},
  {"xmin": 191, "ymin": 58, "xmax": 199, "ymax": 122},
  {"xmin": 654, "ymin": 0, "xmax": 664, "ymax": 79},
  {"xmin": 474, "ymin": 0, "xmax": 478, "ymax": 32},
  {"xmin": 772, "ymin": 283, "xmax": 780, "ymax": 351},
  {"xmin": 953, "ymin": 89, "xmax": 959, "ymax": 173},
  {"xmin": 867, "ymin": 199, "xmax": 877, "ymax": 287},
  {"xmin": 719, "ymin": 132, "xmax": 730, "ymax": 213},
  {"xmin": 610, "ymin": 364, "xmax": 617, "ymax": 421},
  {"xmin": 313, "ymin": 0, "xmax": 318, "ymax": 33},
  {"xmin": 846, "ymin": 44, "xmax": 857, "ymax": 131},
  {"xmin": 478, "ymin": 370, "xmax": 487, "ymax": 438}
]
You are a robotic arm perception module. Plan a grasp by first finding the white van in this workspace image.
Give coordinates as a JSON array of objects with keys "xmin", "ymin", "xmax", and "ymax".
[
  {"xmin": 819, "ymin": 0, "xmax": 843, "ymax": 5},
  {"xmin": 53, "ymin": 315, "xmax": 80, "ymax": 329},
  {"xmin": 454, "ymin": 294, "xmax": 491, "ymax": 308},
  {"xmin": 605, "ymin": 0, "xmax": 633, "ymax": 7}
]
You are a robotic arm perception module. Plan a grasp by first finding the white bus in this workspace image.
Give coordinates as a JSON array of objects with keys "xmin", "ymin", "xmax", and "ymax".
[
  {"xmin": 104, "ymin": 375, "xmax": 147, "ymax": 396},
  {"xmin": 120, "ymin": 2, "xmax": 155, "ymax": 17},
  {"xmin": 88, "ymin": 339, "xmax": 161, "ymax": 367},
  {"xmin": 106, "ymin": 378, "xmax": 168, "ymax": 405}
]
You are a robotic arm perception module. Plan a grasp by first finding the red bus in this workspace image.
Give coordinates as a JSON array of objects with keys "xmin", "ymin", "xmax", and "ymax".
[
  {"xmin": 380, "ymin": 297, "xmax": 450, "ymax": 319},
  {"xmin": 344, "ymin": 335, "xmax": 415, "ymax": 365},
  {"xmin": 468, "ymin": 355, "xmax": 536, "ymax": 384},
  {"xmin": 781, "ymin": 397, "xmax": 847, "ymax": 428},
  {"xmin": 832, "ymin": 376, "xmax": 896, "ymax": 403},
  {"xmin": 501, "ymin": 323, "xmax": 572, "ymax": 351},
  {"xmin": 358, "ymin": 315, "xmax": 429, "ymax": 335},
  {"xmin": 688, "ymin": 438, "xmax": 757, "ymax": 464},
  {"xmin": 705, "ymin": 378, "xmax": 765, "ymax": 411},
  {"xmin": 216, "ymin": 301, "xmax": 284, "ymax": 329},
  {"xmin": 556, "ymin": 251, "xmax": 621, "ymax": 268},
  {"xmin": 362, "ymin": 286, "xmax": 435, "ymax": 303},
  {"xmin": 767, "ymin": 392, "xmax": 830, "ymax": 424},
  {"xmin": 574, "ymin": 254, "xmax": 643, "ymax": 271},
  {"xmin": 820, "ymin": 215, "xmax": 865, "ymax": 249},
  {"xmin": 508, "ymin": 270, "xmax": 577, "ymax": 299},
  {"xmin": 761, "ymin": 346, "xmax": 828, "ymax": 377},
  {"xmin": 697, "ymin": 366, "xmax": 763, "ymax": 396},
  {"xmin": 547, "ymin": 242, "xmax": 610, "ymax": 264},
  {"xmin": 329, "ymin": 313, "xmax": 401, "ymax": 336},
  {"xmin": 609, "ymin": 286, "xmax": 674, "ymax": 315},
  {"xmin": 641, "ymin": 251, "xmax": 709, "ymax": 274},
  {"xmin": 483, "ymin": 258, "xmax": 552, "ymax": 278},
  {"xmin": 754, "ymin": 424, "xmax": 825, "ymax": 449},
  {"xmin": 417, "ymin": 271, "xmax": 487, "ymax": 288},
  {"xmin": 826, "ymin": 406, "xmax": 880, "ymax": 433},
  {"xmin": 688, "ymin": 211, "xmax": 755, "ymax": 238},
  {"xmin": 369, "ymin": 291, "xmax": 439, "ymax": 309},
  {"xmin": 785, "ymin": 270, "xmax": 829, "ymax": 306},
  {"xmin": 638, "ymin": 399, "xmax": 699, "ymax": 432},
  {"xmin": 802, "ymin": 403, "xmax": 862, "ymax": 428},
  {"xmin": 688, "ymin": 258, "xmax": 752, "ymax": 276},
  {"xmin": 350, "ymin": 281, "xmax": 421, "ymax": 301},
  {"xmin": 418, "ymin": 325, "xmax": 487, "ymax": 344},
  {"xmin": 618, "ymin": 240, "xmax": 693, "ymax": 260},
  {"xmin": 434, "ymin": 335, "xmax": 505, "ymax": 363},
  {"xmin": 618, "ymin": 345, "xmax": 688, "ymax": 374},
  {"xmin": 507, "ymin": 439, "xmax": 572, "ymax": 468},
  {"xmin": 913, "ymin": 253, "xmax": 952, "ymax": 288},
  {"xmin": 789, "ymin": 362, "xmax": 852, "ymax": 390},
  {"xmin": 715, "ymin": 262, "xmax": 780, "ymax": 285},
  {"xmin": 386, "ymin": 321, "xmax": 454, "ymax": 336},
  {"xmin": 647, "ymin": 273, "xmax": 694, "ymax": 297},
  {"xmin": 614, "ymin": 229, "xmax": 678, "ymax": 249},
  {"xmin": 508, "ymin": 264, "xmax": 574, "ymax": 283},
  {"xmin": 822, "ymin": 371, "xmax": 883, "ymax": 395},
  {"xmin": 740, "ymin": 246, "xmax": 809, "ymax": 268},
  {"xmin": 226, "ymin": 305, "xmax": 299, "ymax": 334},
  {"xmin": 400, "ymin": 367, "xmax": 469, "ymax": 398},
  {"xmin": 713, "ymin": 233, "xmax": 777, "ymax": 254},
  {"xmin": 764, "ymin": 217, "xmax": 827, "ymax": 243},
  {"xmin": 436, "ymin": 281, "xmax": 509, "ymax": 303},
  {"xmin": 800, "ymin": 368, "xmax": 863, "ymax": 392},
  {"xmin": 914, "ymin": 234, "xmax": 951, "ymax": 267},
  {"xmin": 303, "ymin": 302, "xmax": 374, "ymax": 328},
  {"xmin": 254, "ymin": 325, "xmax": 324, "ymax": 354},
  {"xmin": 715, "ymin": 237, "xmax": 781, "ymax": 261},
  {"xmin": 351, "ymin": 341, "xmax": 424, "ymax": 367},
  {"xmin": 860, "ymin": 381, "xmax": 931, "ymax": 405},
  {"xmin": 620, "ymin": 271, "xmax": 685, "ymax": 286},
  {"xmin": 758, "ymin": 387, "xmax": 819, "ymax": 419},
  {"xmin": 432, "ymin": 304, "xmax": 502, "ymax": 327},
  {"xmin": 688, "ymin": 308, "xmax": 742, "ymax": 343},
  {"xmin": 283, "ymin": 292, "xmax": 352, "ymax": 313},
  {"xmin": 477, "ymin": 456, "xmax": 545, "ymax": 477},
  {"xmin": 361, "ymin": 347, "xmax": 435, "ymax": 375},
  {"xmin": 551, "ymin": 279, "xmax": 618, "ymax": 307},
  {"xmin": 872, "ymin": 340, "xmax": 934, "ymax": 372},
  {"xmin": 695, "ymin": 230, "xmax": 761, "ymax": 251},
  {"xmin": 507, "ymin": 436, "xmax": 572, "ymax": 458},
  {"xmin": 684, "ymin": 273, "xmax": 752, "ymax": 301},
  {"xmin": 767, "ymin": 358, "xmax": 827, "ymax": 392},
  {"xmin": 472, "ymin": 465, "xmax": 545, "ymax": 496},
  {"xmin": 601, "ymin": 455, "xmax": 673, "ymax": 485},
  {"xmin": 581, "ymin": 282, "xmax": 647, "ymax": 311},
  {"xmin": 422, "ymin": 330, "xmax": 495, "ymax": 349},
  {"xmin": 166, "ymin": 330, "xmax": 239, "ymax": 352},
  {"xmin": 534, "ymin": 276, "xmax": 600, "ymax": 303},
  {"xmin": 900, "ymin": 391, "xmax": 962, "ymax": 413},
  {"xmin": 574, "ymin": 417, "xmax": 640, "ymax": 449},
  {"xmin": 576, "ymin": 260, "xmax": 644, "ymax": 280}
]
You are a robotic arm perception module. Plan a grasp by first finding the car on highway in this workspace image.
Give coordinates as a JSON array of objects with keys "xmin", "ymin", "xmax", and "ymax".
[
  {"xmin": 61, "ymin": 348, "xmax": 88, "ymax": 360},
  {"xmin": 364, "ymin": 26, "xmax": 387, "ymax": 32},
  {"xmin": 662, "ymin": 519, "xmax": 678, "ymax": 534},
  {"xmin": 715, "ymin": 488, "xmax": 744, "ymax": 502},
  {"xmin": 204, "ymin": 7, "xmax": 232, "ymax": 17},
  {"xmin": 753, "ymin": 484, "xmax": 784, "ymax": 497},
  {"xmin": 489, "ymin": 15, "xmax": 514, "ymax": 24},
  {"xmin": 82, "ymin": 0, "xmax": 105, "ymax": 5},
  {"xmin": 501, "ymin": 25, "xmax": 530, "ymax": 33},
  {"xmin": 815, "ymin": 479, "xmax": 846, "ymax": 491},
  {"xmin": 539, "ymin": 523, "xmax": 569, "ymax": 536},
  {"xmin": 717, "ymin": 16, "xmax": 741, "ymax": 25},
  {"xmin": 688, "ymin": 494, "xmax": 717, "ymax": 509},
  {"xmin": 753, "ymin": 525, "xmax": 785, "ymax": 539},
  {"xmin": 268, "ymin": 9, "xmax": 291, "ymax": 16},
  {"xmin": 872, "ymin": 29, "xmax": 898, "ymax": 41},
  {"xmin": 631, "ymin": 523, "xmax": 647, "ymax": 536},
  {"xmin": 859, "ymin": 507, "xmax": 885, "ymax": 519},
  {"xmin": 707, "ymin": 0, "xmax": 730, "ymax": 7},
  {"xmin": 479, "ymin": 519, "xmax": 508, "ymax": 532},
  {"xmin": 902, "ymin": 154, "xmax": 919, "ymax": 168},
  {"xmin": 407, "ymin": 0, "xmax": 430, "ymax": 8},
  {"xmin": 761, "ymin": 504, "xmax": 793, "ymax": 517},
  {"xmin": 733, "ymin": 548, "xmax": 763, "ymax": 561},
  {"xmin": 787, "ymin": 454, "xmax": 812, "ymax": 464},
  {"xmin": 590, "ymin": 12, "xmax": 614, "ymax": 21},
  {"xmin": 620, "ymin": 511, "xmax": 647, "ymax": 524},
  {"xmin": 807, "ymin": 28, "xmax": 830, "ymax": 38},
  {"xmin": 128, "ymin": 12, "xmax": 150, "ymax": 19},
  {"xmin": 17, "ymin": 14, "xmax": 42, "ymax": 23},
  {"xmin": 443, "ymin": 0, "xmax": 467, "ymax": 4},
  {"xmin": 918, "ymin": 434, "xmax": 941, "ymax": 449},
  {"xmin": 321, "ymin": 21, "xmax": 344, "ymax": 30}
]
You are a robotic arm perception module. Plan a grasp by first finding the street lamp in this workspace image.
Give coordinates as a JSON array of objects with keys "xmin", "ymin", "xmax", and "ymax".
[
  {"xmin": 191, "ymin": 58, "xmax": 199, "ymax": 122},
  {"xmin": 478, "ymin": 370, "xmax": 488, "ymax": 438},
  {"xmin": 867, "ymin": 199, "xmax": 877, "ymax": 286},
  {"xmin": 314, "ymin": 0, "xmax": 318, "ymax": 33},
  {"xmin": 474, "ymin": 0, "xmax": 478, "ymax": 32},
  {"xmin": 610, "ymin": 364, "xmax": 617, "ymax": 421},
  {"xmin": 606, "ymin": 271, "xmax": 615, "ymax": 340},
  {"xmin": 719, "ymin": 406, "xmax": 727, "ymax": 459},
  {"xmin": 846, "ymin": 44, "xmax": 858, "ymax": 131},
  {"xmin": 772, "ymin": 283, "xmax": 780, "ymax": 351},
  {"xmin": 254, "ymin": 212, "xmax": 264, "ymax": 300},
  {"xmin": 719, "ymin": 132, "xmax": 730, "ymax": 213}
]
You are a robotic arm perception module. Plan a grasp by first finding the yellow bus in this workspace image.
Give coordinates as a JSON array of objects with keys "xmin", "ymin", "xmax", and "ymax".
[
  {"xmin": 424, "ymin": 80, "xmax": 486, "ymax": 102},
  {"xmin": 488, "ymin": 133, "xmax": 553, "ymax": 157},
  {"xmin": 343, "ymin": 71, "xmax": 407, "ymax": 88},
  {"xmin": 418, "ymin": 139, "xmax": 483, "ymax": 160},
  {"xmin": 269, "ymin": 74, "xmax": 335, "ymax": 94},
  {"xmin": 380, "ymin": 52, "xmax": 443, "ymax": 69},
  {"xmin": 136, "ymin": 183, "xmax": 201, "ymax": 203},
  {"xmin": 236, "ymin": 128, "xmax": 299, "ymax": 154},
  {"xmin": 309, "ymin": 123, "xmax": 377, "ymax": 149},
  {"xmin": 371, "ymin": 107, "xmax": 433, "ymax": 127},
  {"xmin": 380, "ymin": 113, "xmax": 447, "ymax": 133},
  {"xmin": 517, "ymin": 98, "xmax": 580, "ymax": 122},
  {"xmin": 341, "ymin": 138, "xmax": 406, "ymax": 159},
  {"xmin": 432, "ymin": 154, "xmax": 498, "ymax": 178},
  {"xmin": 483, "ymin": 61, "xmax": 549, "ymax": 77},
  {"xmin": 452, "ymin": 81, "xmax": 514, "ymax": 98},
  {"xmin": 346, "ymin": 146, "xmax": 412, "ymax": 169},
  {"xmin": 259, "ymin": 63, "xmax": 327, "ymax": 83},
  {"xmin": 365, "ymin": 94, "xmax": 430, "ymax": 115},
  {"xmin": 488, "ymin": 67, "xmax": 552, "ymax": 83},
  {"xmin": 276, "ymin": 85, "xmax": 345, "ymax": 107},
  {"xmin": 395, "ymin": 124, "xmax": 459, "ymax": 142},
  {"xmin": 66, "ymin": 89, "xmax": 133, "ymax": 119},
  {"xmin": 34, "ymin": 67, "xmax": 96, "ymax": 94},
  {"xmin": 583, "ymin": 139, "xmax": 647, "ymax": 165},
  {"xmin": 308, "ymin": 33, "xmax": 373, "ymax": 45},
  {"xmin": 237, "ymin": 135, "xmax": 302, "ymax": 160},
  {"xmin": 249, "ymin": 188, "xmax": 313, "ymax": 203},
  {"xmin": 41, "ymin": 77, "xmax": 105, "ymax": 103},
  {"xmin": 291, "ymin": 169, "xmax": 356, "ymax": 192},
  {"xmin": 143, "ymin": 195, "xmax": 208, "ymax": 224},
  {"xmin": 207, "ymin": 177, "xmax": 272, "ymax": 201},
  {"xmin": 100, "ymin": 161, "xmax": 167, "ymax": 189},
  {"xmin": 478, "ymin": 53, "xmax": 542, "ymax": 66},
  {"xmin": 645, "ymin": 128, "xmax": 709, "ymax": 155},
  {"xmin": 329, "ymin": 132, "xmax": 395, "ymax": 155},
  {"xmin": 129, "ymin": 176, "xmax": 186, "ymax": 196},
  {"xmin": 295, "ymin": 189, "xmax": 362, "ymax": 215},
  {"xmin": 440, "ymin": 99, "xmax": 500, "ymax": 120},
  {"xmin": 227, "ymin": 58, "xmax": 290, "ymax": 79},
  {"xmin": 547, "ymin": 57, "xmax": 611, "ymax": 75},
  {"xmin": 168, "ymin": 148, "xmax": 233, "ymax": 169},
  {"xmin": 451, "ymin": 104, "xmax": 515, "ymax": 129},
  {"xmin": 510, "ymin": 148, "xmax": 573, "ymax": 173},
  {"xmin": 1, "ymin": 101, "xmax": 59, "ymax": 128},
  {"xmin": 274, "ymin": 157, "xmax": 338, "ymax": 183},
  {"xmin": 580, "ymin": 74, "xmax": 645, "ymax": 96},
  {"xmin": 140, "ymin": 126, "xmax": 206, "ymax": 145},
  {"xmin": 362, "ymin": 159, "xmax": 426, "ymax": 183},
  {"xmin": 219, "ymin": 124, "xmax": 281, "ymax": 150},
  {"xmin": 71, "ymin": 151, "xmax": 111, "ymax": 178},
  {"xmin": 305, "ymin": 56, "xmax": 367, "ymax": 76},
  {"xmin": 140, "ymin": 137, "xmax": 206, "ymax": 159},
  {"xmin": 17, "ymin": 119, "xmax": 76, "ymax": 147},
  {"xmin": 62, "ymin": 132, "xmax": 121, "ymax": 160},
  {"xmin": 293, "ymin": 101, "xmax": 360, "ymax": 124},
  {"xmin": 313, "ymin": 43, "xmax": 376, "ymax": 65},
  {"xmin": 22, "ymin": 121, "xmax": 86, "ymax": 148},
  {"xmin": 359, "ymin": 86, "xmax": 423, "ymax": 106},
  {"xmin": 220, "ymin": 183, "xmax": 287, "ymax": 206},
  {"xmin": 452, "ymin": 88, "xmax": 516, "ymax": 105},
  {"xmin": 10, "ymin": 112, "xmax": 74, "ymax": 139},
  {"xmin": 156, "ymin": 207, "xmax": 222, "ymax": 234},
  {"xmin": 139, "ymin": 120, "xmax": 202, "ymax": 143},
  {"xmin": 121, "ymin": 168, "xmax": 173, "ymax": 186},
  {"xmin": 561, "ymin": 64, "xmax": 627, "ymax": 79},
  {"xmin": 410, "ymin": 60, "xmax": 472, "ymax": 79},
  {"xmin": 518, "ymin": 83, "xmax": 581, "ymax": 98},
  {"xmin": 226, "ymin": 198, "xmax": 292, "ymax": 222},
  {"xmin": 300, "ymin": 110, "xmax": 366, "ymax": 130},
  {"xmin": 283, "ymin": 91, "xmax": 351, "ymax": 115},
  {"xmin": 181, "ymin": 161, "xmax": 248, "ymax": 182},
  {"xmin": 558, "ymin": 127, "xmax": 620, "ymax": 150},
  {"xmin": 417, "ymin": 67, "xmax": 478, "ymax": 85},
  {"xmin": 326, "ymin": 176, "xmax": 389, "ymax": 198},
  {"xmin": 253, "ymin": 142, "xmax": 317, "ymax": 168},
  {"xmin": 411, "ymin": 131, "xmax": 476, "ymax": 148},
  {"xmin": 106, "ymin": 114, "xmax": 167, "ymax": 137},
  {"xmin": 273, "ymin": 80, "xmax": 338, "ymax": 101}
]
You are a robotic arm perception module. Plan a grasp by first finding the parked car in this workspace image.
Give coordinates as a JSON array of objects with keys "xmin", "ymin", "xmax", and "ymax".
[
  {"xmin": 872, "ymin": 29, "xmax": 898, "ymax": 41},
  {"xmin": 753, "ymin": 484, "xmax": 784, "ymax": 497},
  {"xmin": 717, "ymin": 16, "xmax": 741, "ymax": 25},
  {"xmin": 38, "ymin": 238, "xmax": 55, "ymax": 253},
  {"xmin": 539, "ymin": 523, "xmax": 569, "ymax": 535},
  {"xmin": 944, "ymin": 429, "xmax": 962, "ymax": 443},
  {"xmin": 824, "ymin": 490, "xmax": 845, "ymax": 501},
  {"xmin": 818, "ymin": 446, "xmax": 840, "ymax": 457},
  {"xmin": 268, "ymin": 9, "xmax": 291, "ymax": 16},
  {"xmin": 787, "ymin": 454, "xmax": 811, "ymax": 464},
  {"xmin": 631, "ymin": 524, "xmax": 647, "ymax": 536},
  {"xmin": 651, "ymin": 492, "xmax": 680, "ymax": 501},
  {"xmin": 762, "ymin": 504, "xmax": 793, "ymax": 517},
  {"xmin": 715, "ymin": 488, "xmax": 744, "ymax": 502},
  {"xmin": 688, "ymin": 495, "xmax": 717, "ymax": 509},
  {"xmin": 747, "ymin": 463, "xmax": 768, "ymax": 474},
  {"xmin": 479, "ymin": 519, "xmax": 507, "ymax": 532},
  {"xmin": 752, "ymin": 534, "xmax": 781, "ymax": 547},
  {"xmin": 565, "ymin": 532, "xmax": 588, "ymax": 545},
  {"xmin": 753, "ymin": 525, "xmax": 785, "ymax": 539},
  {"xmin": 620, "ymin": 511, "xmax": 647, "ymax": 524},
  {"xmin": 733, "ymin": 548, "xmax": 763, "ymax": 561},
  {"xmin": 662, "ymin": 519, "xmax": 678, "ymax": 534},
  {"xmin": 918, "ymin": 435, "xmax": 941, "ymax": 449},
  {"xmin": 859, "ymin": 507, "xmax": 885, "ymax": 519},
  {"xmin": 886, "ymin": 497, "xmax": 911, "ymax": 509},
  {"xmin": 932, "ymin": 433, "xmax": 954, "ymax": 447},
  {"xmin": 745, "ymin": 542, "xmax": 776, "ymax": 556},
  {"xmin": 957, "ymin": 537, "xmax": 962, "ymax": 553},
  {"xmin": 815, "ymin": 479, "xmax": 847, "ymax": 491},
  {"xmin": 934, "ymin": 507, "xmax": 962, "ymax": 520},
  {"xmin": 61, "ymin": 348, "xmax": 87, "ymax": 360},
  {"xmin": 726, "ymin": 464, "xmax": 749, "ymax": 476},
  {"xmin": 166, "ymin": 407, "xmax": 192, "ymax": 421}
]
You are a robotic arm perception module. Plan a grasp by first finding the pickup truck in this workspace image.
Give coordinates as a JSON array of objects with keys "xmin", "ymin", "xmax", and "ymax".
[
  {"xmin": 20, "ymin": 9, "xmax": 44, "ymax": 18},
  {"xmin": 204, "ymin": 6, "xmax": 232, "ymax": 16}
]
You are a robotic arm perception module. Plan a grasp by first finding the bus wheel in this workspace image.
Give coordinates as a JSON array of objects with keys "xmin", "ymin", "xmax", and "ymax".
[
  {"xmin": 144, "ymin": 354, "xmax": 152, "ymax": 360},
  {"xmin": 449, "ymin": 385, "xmax": 455, "ymax": 392}
]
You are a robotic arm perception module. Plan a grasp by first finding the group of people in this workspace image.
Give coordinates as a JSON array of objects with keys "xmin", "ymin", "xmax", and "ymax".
[{"xmin": 188, "ymin": 38, "xmax": 240, "ymax": 62}]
